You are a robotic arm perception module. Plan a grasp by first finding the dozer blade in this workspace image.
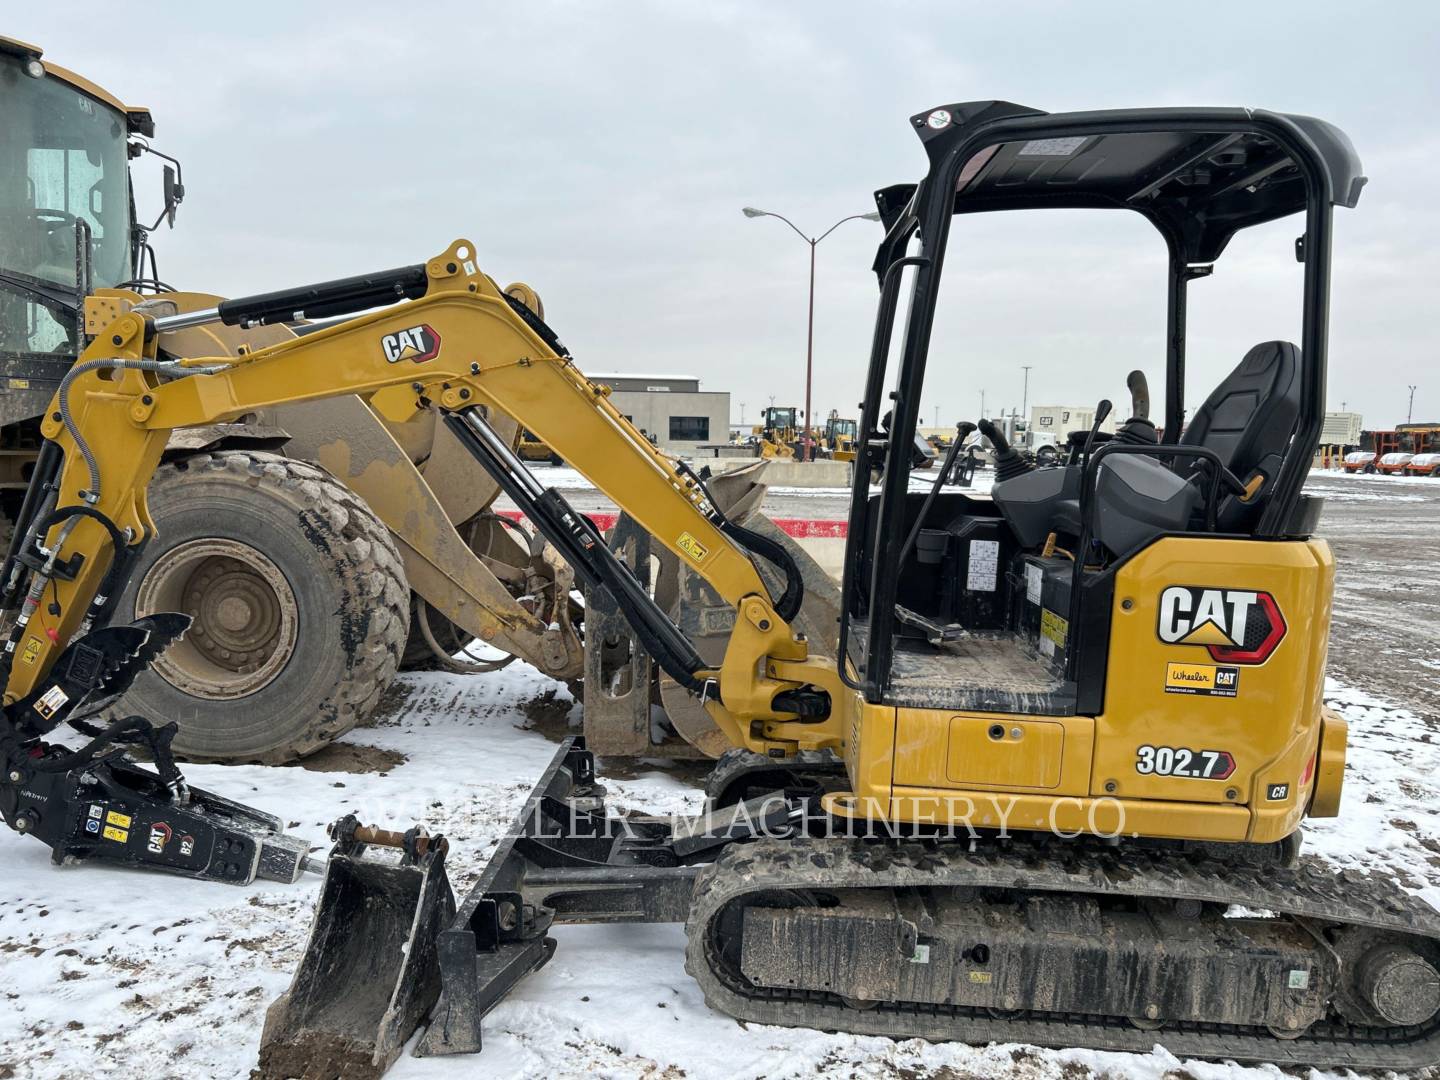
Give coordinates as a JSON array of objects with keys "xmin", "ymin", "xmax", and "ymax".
[{"xmin": 258, "ymin": 816, "xmax": 455, "ymax": 1080}]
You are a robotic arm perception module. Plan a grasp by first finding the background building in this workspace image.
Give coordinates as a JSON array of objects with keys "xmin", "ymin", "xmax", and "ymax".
[
  {"xmin": 1322, "ymin": 411, "xmax": 1364, "ymax": 447},
  {"xmin": 1027, "ymin": 404, "xmax": 1115, "ymax": 448},
  {"xmin": 587, "ymin": 373, "xmax": 730, "ymax": 455}
]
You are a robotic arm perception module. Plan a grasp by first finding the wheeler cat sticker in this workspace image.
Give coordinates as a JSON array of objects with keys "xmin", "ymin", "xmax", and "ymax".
[
  {"xmin": 381, "ymin": 324, "xmax": 441, "ymax": 364},
  {"xmin": 1157, "ymin": 585, "xmax": 1286, "ymax": 663},
  {"xmin": 1164, "ymin": 661, "xmax": 1240, "ymax": 697}
]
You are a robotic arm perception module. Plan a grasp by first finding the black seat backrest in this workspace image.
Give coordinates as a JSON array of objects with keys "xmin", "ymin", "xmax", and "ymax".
[{"xmin": 1180, "ymin": 340, "xmax": 1300, "ymax": 530}]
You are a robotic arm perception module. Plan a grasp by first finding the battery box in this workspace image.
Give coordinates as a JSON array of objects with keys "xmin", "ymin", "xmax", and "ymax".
[{"xmin": 1017, "ymin": 554, "xmax": 1073, "ymax": 676}]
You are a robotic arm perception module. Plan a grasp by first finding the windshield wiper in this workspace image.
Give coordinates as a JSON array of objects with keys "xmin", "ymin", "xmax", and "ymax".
[{"xmin": 0, "ymin": 268, "xmax": 77, "ymax": 314}]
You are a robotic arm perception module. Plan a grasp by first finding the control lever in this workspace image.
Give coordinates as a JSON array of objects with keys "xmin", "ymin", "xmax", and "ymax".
[
  {"xmin": 898, "ymin": 420, "xmax": 977, "ymax": 567},
  {"xmin": 1115, "ymin": 371, "xmax": 1158, "ymax": 445},
  {"xmin": 1127, "ymin": 370, "xmax": 1150, "ymax": 421},
  {"xmin": 1080, "ymin": 399, "xmax": 1113, "ymax": 473},
  {"xmin": 977, "ymin": 418, "xmax": 1030, "ymax": 482}
]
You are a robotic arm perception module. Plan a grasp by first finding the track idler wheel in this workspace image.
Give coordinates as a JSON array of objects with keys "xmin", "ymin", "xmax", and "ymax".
[{"xmin": 1357, "ymin": 945, "xmax": 1440, "ymax": 1027}]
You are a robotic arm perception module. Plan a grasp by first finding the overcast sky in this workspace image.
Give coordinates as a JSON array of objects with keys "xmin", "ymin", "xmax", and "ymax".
[{"xmin": 16, "ymin": 1, "xmax": 1439, "ymax": 428}]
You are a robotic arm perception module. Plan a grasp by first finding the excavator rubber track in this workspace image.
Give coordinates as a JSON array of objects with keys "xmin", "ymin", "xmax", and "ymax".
[{"xmin": 683, "ymin": 837, "xmax": 1440, "ymax": 1070}]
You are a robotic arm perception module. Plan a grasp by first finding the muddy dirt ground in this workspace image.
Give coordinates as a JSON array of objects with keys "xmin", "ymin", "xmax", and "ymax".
[{"xmin": 1306, "ymin": 471, "xmax": 1440, "ymax": 717}]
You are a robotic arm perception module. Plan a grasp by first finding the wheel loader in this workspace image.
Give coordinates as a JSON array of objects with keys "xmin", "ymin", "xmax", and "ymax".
[
  {"xmin": 753, "ymin": 403, "xmax": 801, "ymax": 457},
  {"xmin": 4, "ymin": 97, "xmax": 1439, "ymax": 1077},
  {"xmin": 0, "ymin": 37, "xmax": 582, "ymax": 764},
  {"xmin": 819, "ymin": 409, "xmax": 859, "ymax": 461}
]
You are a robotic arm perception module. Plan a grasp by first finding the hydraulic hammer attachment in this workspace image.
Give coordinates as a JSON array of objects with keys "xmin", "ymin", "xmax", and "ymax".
[
  {"xmin": 2, "ymin": 614, "xmax": 311, "ymax": 884},
  {"xmin": 258, "ymin": 815, "xmax": 455, "ymax": 1080}
]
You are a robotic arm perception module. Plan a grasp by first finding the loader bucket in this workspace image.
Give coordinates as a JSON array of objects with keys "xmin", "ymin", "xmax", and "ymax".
[{"xmin": 257, "ymin": 818, "xmax": 455, "ymax": 1080}]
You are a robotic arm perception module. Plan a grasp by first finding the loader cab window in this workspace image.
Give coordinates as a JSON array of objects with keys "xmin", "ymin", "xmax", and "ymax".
[{"xmin": 0, "ymin": 54, "xmax": 131, "ymax": 357}]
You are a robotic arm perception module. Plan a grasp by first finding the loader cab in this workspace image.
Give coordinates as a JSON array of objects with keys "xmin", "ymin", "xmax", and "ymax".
[
  {"xmin": 841, "ymin": 102, "xmax": 1363, "ymax": 719},
  {"xmin": 759, "ymin": 406, "xmax": 800, "ymax": 439},
  {"xmin": 0, "ymin": 37, "xmax": 175, "ymax": 428}
]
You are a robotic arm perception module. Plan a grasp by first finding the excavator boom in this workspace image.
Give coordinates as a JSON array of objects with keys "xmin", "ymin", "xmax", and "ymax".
[{"xmin": 0, "ymin": 239, "xmax": 844, "ymax": 889}]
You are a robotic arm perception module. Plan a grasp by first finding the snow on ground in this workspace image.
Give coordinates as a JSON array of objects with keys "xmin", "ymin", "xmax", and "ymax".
[
  {"xmin": 4, "ymin": 659, "xmax": 1440, "ymax": 1080},
  {"xmin": 0, "ymin": 467, "xmax": 1433, "ymax": 1079}
]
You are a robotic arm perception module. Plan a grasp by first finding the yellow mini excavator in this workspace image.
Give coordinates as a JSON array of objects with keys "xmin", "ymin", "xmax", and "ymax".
[{"xmin": 4, "ymin": 99, "xmax": 1438, "ymax": 1077}]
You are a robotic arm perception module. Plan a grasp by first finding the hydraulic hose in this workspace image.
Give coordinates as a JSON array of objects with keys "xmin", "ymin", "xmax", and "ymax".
[{"xmin": 57, "ymin": 357, "xmax": 225, "ymax": 502}]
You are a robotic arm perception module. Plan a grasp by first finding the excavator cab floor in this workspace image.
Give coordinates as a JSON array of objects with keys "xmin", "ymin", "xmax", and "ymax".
[{"xmin": 848, "ymin": 619, "xmax": 1075, "ymax": 714}]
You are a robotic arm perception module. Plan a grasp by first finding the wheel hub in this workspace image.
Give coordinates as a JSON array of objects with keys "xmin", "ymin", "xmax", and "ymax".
[{"xmin": 136, "ymin": 539, "xmax": 299, "ymax": 699}]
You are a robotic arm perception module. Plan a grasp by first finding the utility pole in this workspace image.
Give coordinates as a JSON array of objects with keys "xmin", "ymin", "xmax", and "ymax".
[
  {"xmin": 739, "ymin": 402, "xmax": 746, "ymax": 426},
  {"xmin": 980, "ymin": 388, "xmax": 987, "ymax": 422},
  {"xmin": 1408, "ymin": 385, "xmax": 1418, "ymax": 425},
  {"xmin": 1021, "ymin": 365, "xmax": 1033, "ymax": 421},
  {"xmin": 743, "ymin": 206, "xmax": 882, "ymax": 460},
  {"xmin": 934, "ymin": 404, "xmax": 940, "ymax": 428}
]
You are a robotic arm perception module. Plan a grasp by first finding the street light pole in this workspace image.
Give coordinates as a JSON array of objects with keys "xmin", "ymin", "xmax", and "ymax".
[
  {"xmin": 1408, "ymin": 385, "xmax": 1418, "ymax": 425},
  {"xmin": 805, "ymin": 240, "xmax": 816, "ymax": 460},
  {"xmin": 743, "ymin": 206, "xmax": 881, "ymax": 461},
  {"xmin": 1021, "ymin": 365, "xmax": 1033, "ymax": 420}
]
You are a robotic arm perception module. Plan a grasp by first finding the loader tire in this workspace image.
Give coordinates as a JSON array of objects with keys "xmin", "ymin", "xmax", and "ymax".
[{"xmin": 109, "ymin": 450, "xmax": 409, "ymax": 764}]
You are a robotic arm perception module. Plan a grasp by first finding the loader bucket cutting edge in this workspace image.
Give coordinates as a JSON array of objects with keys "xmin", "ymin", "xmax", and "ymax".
[{"xmin": 257, "ymin": 835, "xmax": 455, "ymax": 1080}]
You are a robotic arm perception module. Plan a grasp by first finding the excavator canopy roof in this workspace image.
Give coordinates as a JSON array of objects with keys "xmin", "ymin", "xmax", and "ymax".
[{"xmin": 875, "ymin": 101, "xmax": 1365, "ymax": 263}]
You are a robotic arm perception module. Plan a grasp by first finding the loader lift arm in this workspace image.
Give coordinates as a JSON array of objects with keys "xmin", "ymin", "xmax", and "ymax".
[{"xmin": 1, "ymin": 239, "xmax": 843, "ymax": 797}]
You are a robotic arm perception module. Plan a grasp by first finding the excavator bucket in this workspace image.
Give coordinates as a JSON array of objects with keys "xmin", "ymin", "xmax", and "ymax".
[{"xmin": 256, "ymin": 816, "xmax": 454, "ymax": 1080}]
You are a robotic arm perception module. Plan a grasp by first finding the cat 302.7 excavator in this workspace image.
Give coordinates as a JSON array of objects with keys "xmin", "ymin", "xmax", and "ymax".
[{"xmin": 5, "ymin": 101, "xmax": 1440, "ymax": 1076}]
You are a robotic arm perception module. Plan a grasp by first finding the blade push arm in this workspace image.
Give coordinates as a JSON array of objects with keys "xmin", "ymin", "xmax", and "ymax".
[{"xmin": 17, "ymin": 240, "xmax": 842, "ymax": 754}]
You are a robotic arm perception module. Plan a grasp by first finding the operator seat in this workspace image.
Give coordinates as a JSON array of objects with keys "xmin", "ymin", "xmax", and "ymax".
[
  {"xmin": 1178, "ymin": 340, "xmax": 1300, "ymax": 531},
  {"xmin": 1087, "ymin": 340, "xmax": 1300, "ymax": 554},
  {"xmin": 994, "ymin": 341, "xmax": 1301, "ymax": 556}
]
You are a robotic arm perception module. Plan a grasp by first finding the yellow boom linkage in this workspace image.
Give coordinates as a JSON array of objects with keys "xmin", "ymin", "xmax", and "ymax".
[{"xmin": 18, "ymin": 240, "xmax": 843, "ymax": 757}]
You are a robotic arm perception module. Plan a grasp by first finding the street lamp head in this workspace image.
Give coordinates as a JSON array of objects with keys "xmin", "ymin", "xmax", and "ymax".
[
  {"xmin": 741, "ymin": 207, "xmax": 768, "ymax": 218},
  {"xmin": 859, "ymin": 211, "xmax": 882, "ymax": 222}
]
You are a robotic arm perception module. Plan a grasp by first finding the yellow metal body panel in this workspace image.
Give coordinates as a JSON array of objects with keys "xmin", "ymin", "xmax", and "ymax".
[
  {"xmin": 1092, "ymin": 537, "xmax": 1333, "ymax": 842},
  {"xmin": 830, "ymin": 536, "xmax": 1335, "ymax": 845},
  {"xmin": 1310, "ymin": 708, "xmax": 1348, "ymax": 818},
  {"xmin": 945, "ymin": 717, "xmax": 1064, "ymax": 789},
  {"xmin": 893, "ymin": 712, "xmax": 1086, "ymax": 793}
]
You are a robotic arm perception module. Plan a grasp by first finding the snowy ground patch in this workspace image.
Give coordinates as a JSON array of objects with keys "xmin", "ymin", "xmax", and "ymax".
[{"xmin": 3, "ymin": 662, "xmax": 1439, "ymax": 1079}]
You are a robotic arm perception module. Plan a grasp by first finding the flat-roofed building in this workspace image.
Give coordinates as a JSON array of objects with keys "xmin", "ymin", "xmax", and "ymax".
[{"xmin": 586, "ymin": 373, "xmax": 730, "ymax": 455}]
